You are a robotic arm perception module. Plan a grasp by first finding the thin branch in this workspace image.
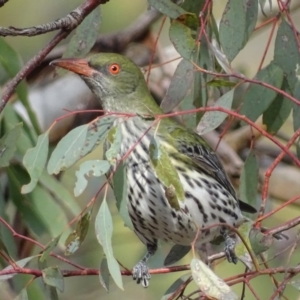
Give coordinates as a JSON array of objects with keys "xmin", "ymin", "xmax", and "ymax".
[
  {"xmin": 0, "ymin": 0, "xmax": 109, "ymax": 113},
  {"xmin": 0, "ymin": 0, "xmax": 109, "ymax": 37}
]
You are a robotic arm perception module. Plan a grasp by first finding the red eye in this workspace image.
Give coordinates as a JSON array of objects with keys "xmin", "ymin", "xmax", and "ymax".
[{"xmin": 109, "ymin": 63, "xmax": 121, "ymax": 75}]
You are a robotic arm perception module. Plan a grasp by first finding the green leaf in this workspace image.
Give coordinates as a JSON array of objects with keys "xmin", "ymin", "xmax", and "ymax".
[
  {"xmin": 180, "ymin": 0, "xmax": 206, "ymax": 15},
  {"xmin": 9, "ymin": 166, "xmax": 70, "ymax": 239},
  {"xmin": 113, "ymin": 162, "xmax": 133, "ymax": 229},
  {"xmin": 148, "ymin": 0, "xmax": 187, "ymax": 19},
  {"xmin": 14, "ymin": 288, "xmax": 28, "ymax": 300},
  {"xmin": 263, "ymin": 79, "xmax": 292, "ymax": 134},
  {"xmin": 0, "ymin": 123, "xmax": 22, "ymax": 168},
  {"xmin": 42, "ymin": 266, "xmax": 64, "ymax": 293},
  {"xmin": 149, "ymin": 137, "xmax": 184, "ymax": 209},
  {"xmin": 0, "ymin": 37, "xmax": 28, "ymax": 105},
  {"xmin": 190, "ymin": 258, "xmax": 238, "ymax": 300},
  {"xmin": 47, "ymin": 124, "xmax": 89, "ymax": 175},
  {"xmin": 65, "ymin": 211, "xmax": 91, "ymax": 255},
  {"xmin": 206, "ymin": 79, "xmax": 236, "ymax": 88},
  {"xmin": 40, "ymin": 235, "xmax": 62, "ymax": 263},
  {"xmin": 74, "ymin": 160, "xmax": 110, "ymax": 197},
  {"xmin": 164, "ymin": 245, "xmax": 191, "ymax": 266},
  {"xmin": 219, "ymin": 0, "xmax": 246, "ymax": 62},
  {"xmin": 274, "ymin": 18, "xmax": 300, "ymax": 91},
  {"xmin": 239, "ymin": 150, "xmax": 258, "ymax": 208},
  {"xmin": 0, "ymin": 256, "xmax": 36, "ymax": 281},
  {"xmin": 161, "ymin": 274, "xmax": 191, "ymax": 300},
  {"xmin": 161, "ymin": 59, "xmax": 194, "ymax": 112},
  {"xmin": 79, "ymin": 116, "xmax": 115, "ymax": 157},
  {"xmin": 240, "ymin": 63, "xmax": 284, "ymax": 121},
  {"xmin": 169, "ymin": 14, "xmax": 198, "ymax": 60},
  {"xmin": 292, "ymin": 81, "xmax": 300, "ymax": 131},
  {"xmin": 22, "ymin": 131, "xmax": 49, "ymax": 193},
  {"xmin": 105, "ymin": 125, "xmax": 122, "ymax": 165},
  {"xmin": 235, "ymin": 222, "xmax": 254, "ymax": 270},
  {"xmin": 39, "ymin": 172, "xmax": 81, "ymax": 217},
  {"xmin": 99, "ymin": 257, "xmax": 110, "ymax": 292},
  {"xmin": 63, "ymin": 7, "xmax": 101, "ymax": 59},
  {"xmin": 197, "ymin": 88, "xmax": 234, "ymax": 134},
  {"xmin": 95, "ymin": 198, "xmax": 123, "ymax": 290},
  {"xmin": 290, "ymin": 280, "xmax": 300, "ymax": 291}
]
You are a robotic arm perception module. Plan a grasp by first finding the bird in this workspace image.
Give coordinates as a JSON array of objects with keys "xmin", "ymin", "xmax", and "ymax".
[{"xmin": 51, "ymin": 53, "xmax": 257, "ymax": 288}]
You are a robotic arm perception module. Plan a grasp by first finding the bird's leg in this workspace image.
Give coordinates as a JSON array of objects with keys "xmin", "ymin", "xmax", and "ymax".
[
  {"xmin": 220, "ymin": 227, "xmax": 238, "ymax": 264},
  {"xmin": 132, "ymin": 242, "xmax": 157, "ymax": 288}
]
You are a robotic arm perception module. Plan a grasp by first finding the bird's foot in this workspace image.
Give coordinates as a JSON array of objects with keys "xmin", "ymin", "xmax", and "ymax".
[
  {"xmin": 224, "ymin": 234, "xmax": 237, "ymax": 264},
  {"xmin": 132, "ymin": 260, "xmax": 151, "ymax": 288}
]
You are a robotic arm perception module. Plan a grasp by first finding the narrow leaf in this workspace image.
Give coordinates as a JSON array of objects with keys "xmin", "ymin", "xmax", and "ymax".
[
  {"xmin": 235, "ymin": 222, "xmax": 254, "ymax": 269},
  {"xmin": 105, "ymin": 125, "xmax": 122, "ymax": 165},
  {"xmin": 274, "ymin": 18, "xmax": 300, "ymax": 90},
  {"xmin": 47, "ymin": 124, "xmax": 89, "ymax": 175},
  {"xmin": 113, "ymin": 162, "xmax": 133, "ymax": 229},
  {"xmin": 161, "ymin": 274, "xmax": 191, "ymax": 300},
  {"xmin": 239, "ymin": 150, "xmax": 258, "ymax": 208},
  {"xmin": 148, "ymin": 0, "xmax": 186, "ymax": 19},
  {"xmin": 42, "ymin": 266, "xmax": 64, "ymax": 293},
  {"xmin": 65, "ymin": 211, "xmax": 91, "ymax": 255},
  {"xmin": 197, "ymin": 89, "xmax": 234, "ymax": 134},
  {"xmin": 161, "ymin": 59, "xmax": 194, "ymax": 112},
  {"xmin": 40, "ymin": 235, "xmax": 62, "ymax": 262},
  {"xmin": 169, "ymin": 14, "xmax": 198, "ymax": 60},
  {"xmin": 74, "ymin": 160, "xmax": 110, "ymax": 197},
  {"xmin": 63, "ymin": 8, "xmax": 101, "ymax": 58},
  {"xmin": 14, "ymin": 288, "xmax": 28, "ymax": 300},
  {"xmin": 22, "ymin": 131, "xmax": 49, "ymax": 193},
  {"xmin": 164, "ymin": 245, "xmax": 191, "ymax": 266},
  {"xmin": 99, "ymin": 257, "xmax": 110, "ymax": 292},
  {"xmin": 0, "ymin": 256, "xmax": 36, "ymax": 281},
  {"xmin": 219, "ymin": 0, "xmax": 246, "ymax": 62},
  {"xmin": 0, "ymin": 123, "xmax": 22, "ymax": 168},
  {"xmin": 95, "ymin": 198, "xmax": 123, "ymax": 290},
  {"xmin": 240, "ymin": 63, "xmax": 284, "ymax": 121},
  {"xmin": 191, "ymin": 258, "xmax": 238, "ymax": 300},
  {"xmin": 149, "ymin": 137, "xmax": 184, "ymax": 209}
]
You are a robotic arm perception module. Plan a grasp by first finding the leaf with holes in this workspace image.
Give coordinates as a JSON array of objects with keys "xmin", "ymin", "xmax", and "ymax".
[
  {"xmin": 65, "ymin": 211, "xmax": 91, "ymax": 255},
  {"xmin": 149, "ymin": 137, "xmax": 184, "ymax": 209},
  {"xmin": 42, "ymin": 266, "xmax": 64, "ymax": 293},
  {"xmin": 105, "ymin": 125, "xmax": 122, "ymax": 165},
  {"xmin": 95, "ymin": 198, "xmax": 123, "ymax": 290},
  {"xmin": 197, "ymin": 89, "xmax": 234, "ymax": 135},
  {"xmin": 191, "ymin": 258, "xmax": 237, "ymax": 300},
  {"xmin": 74, "ymin": 160, "xmax": 110, "ymax": 197},
  {"xmin": 22, "ymin": 131, "xmax": 49, "ymax": 194},
  {"xmin": 0, "ymin": 123, "xmax": 22, "ymax": 168}
]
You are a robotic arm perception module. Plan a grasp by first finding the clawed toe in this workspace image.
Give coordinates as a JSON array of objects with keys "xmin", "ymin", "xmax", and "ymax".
[{"xmin": 132, "ymin": 261, "xmax": 151, "ymax": 288}]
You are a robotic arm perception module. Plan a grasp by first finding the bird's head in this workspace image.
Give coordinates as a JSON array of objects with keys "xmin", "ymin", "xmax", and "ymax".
[{"xmin": 51, "ymin": 53, "xmax": 161, "ymax": 115}]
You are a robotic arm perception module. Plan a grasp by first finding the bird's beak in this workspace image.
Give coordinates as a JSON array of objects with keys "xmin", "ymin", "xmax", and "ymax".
[{"xmin": 50, "ymin": 58, "xmax": 94, "ymax": 77}]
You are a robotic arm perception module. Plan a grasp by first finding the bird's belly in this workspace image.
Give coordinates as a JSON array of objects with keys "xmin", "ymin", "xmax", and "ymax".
[{"xmin": 126, "ymin": 164, "xmax": 244, "ymax": 246}]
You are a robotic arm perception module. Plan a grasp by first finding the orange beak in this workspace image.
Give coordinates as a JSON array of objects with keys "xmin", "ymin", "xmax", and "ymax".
[{"xmin": 50, "ymin": 58, "xmax": 94, "ymax": 77}]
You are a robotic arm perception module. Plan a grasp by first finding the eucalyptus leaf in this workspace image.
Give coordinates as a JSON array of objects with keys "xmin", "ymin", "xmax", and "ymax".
[{"xmin": 95, "ymin": 198, "xmax": 123, "ymax": 290}]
